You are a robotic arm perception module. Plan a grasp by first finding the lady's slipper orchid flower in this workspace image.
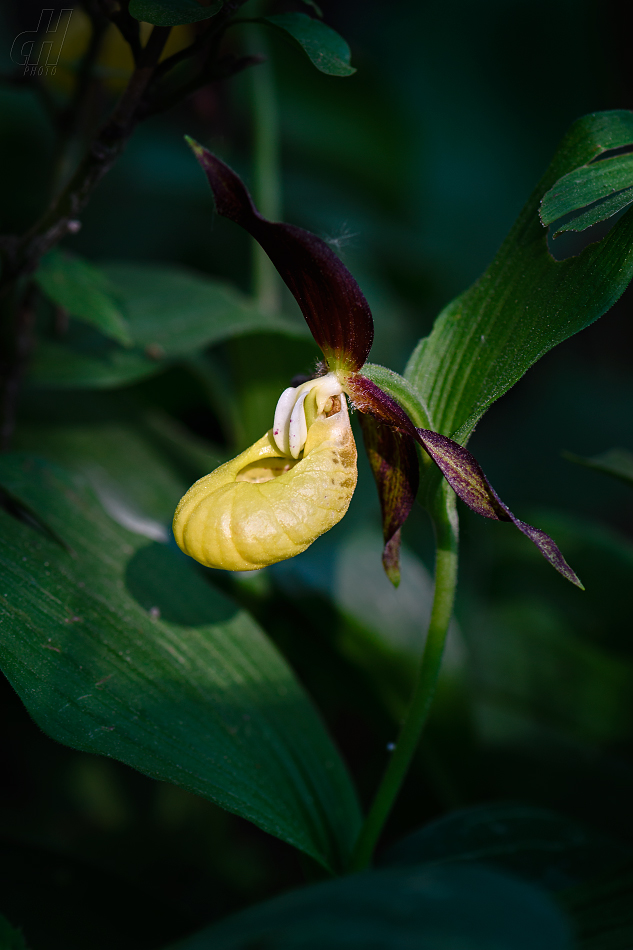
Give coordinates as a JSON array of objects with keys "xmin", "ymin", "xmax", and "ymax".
[{"xmin": 173, "ymin": 138, "xmax": 582, "ymax": 590}]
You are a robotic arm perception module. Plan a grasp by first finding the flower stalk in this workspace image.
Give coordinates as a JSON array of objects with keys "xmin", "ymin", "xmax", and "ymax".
[{"xmin": 348, "ymin": 483, "xmax": 459, "ymax": 872}]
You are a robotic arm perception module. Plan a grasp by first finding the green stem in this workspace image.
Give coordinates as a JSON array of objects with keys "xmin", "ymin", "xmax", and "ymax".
[
  {"xmin": 248, "ymin": 23, "xmax": 282, "ymax": 312},
  {"xmin": 348, "ymin": 484, "xmax": 459, "ymax": 872}
]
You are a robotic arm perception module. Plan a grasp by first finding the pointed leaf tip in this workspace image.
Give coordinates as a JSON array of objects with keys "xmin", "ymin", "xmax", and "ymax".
[
  {"xmin": 382, "ymin": 531, "xmax": 402, "ymax": 588},
  {"xmin": 185, "ymin": 139, "xmax": 374, "ymax": 370},
  {"xmin": 264, "ymin": 13, "xmax": 356, "ymax": 77},
  {"xmin": 185, "ymin": 134, "xmax": 201, "ymax": 154}
]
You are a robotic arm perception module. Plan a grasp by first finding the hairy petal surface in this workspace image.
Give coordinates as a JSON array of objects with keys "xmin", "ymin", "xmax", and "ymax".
[
  {"xmin": 173, "ymin": 397, "xmax": 357, "ymax": 571},
  {"xmin": 347, "ymin": 374, "xmax": 583, "ymax": 588},
  {"xmin": 358, "ymin": 413, "xmax": 419, "ymax": 587},
  {"xmin": 186, "ymin": 138, "xmax": 374, "ymax": 371}
]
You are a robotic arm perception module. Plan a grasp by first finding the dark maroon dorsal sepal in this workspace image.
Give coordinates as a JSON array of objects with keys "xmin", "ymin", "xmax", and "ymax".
[
  {"xmin": 186, "ymin": 138, "xmax": 374, "ymax": 373},
  {"xmin": 347, "ymin": 373, "xmax": 584, "ymax": 589}
]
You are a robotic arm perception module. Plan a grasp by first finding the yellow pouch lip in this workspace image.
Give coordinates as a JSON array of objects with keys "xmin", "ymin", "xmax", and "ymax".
[
  {"xmin": 172, "ymin": 431, "xmax": 283, "ymax": 545},
  {"xmin": 173, "ymin": 398, "xmax": 357, "ymax": 572}
]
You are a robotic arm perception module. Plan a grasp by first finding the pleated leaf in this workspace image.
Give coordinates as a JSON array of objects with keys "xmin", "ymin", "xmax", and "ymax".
[
  {"xmin": 548, "ymin": 187, "xmax": 633, "ymax": 237},
  {"xmin": 0, "ymin": 454, "xmax": 361, "ymax": 872},
  {"xmin": 540, "ymin": 152, "xmax": 633, "ymax": 225},
  {"xmin": 405, "ymin": 110, "xmax": 633, "ymax": 444}
]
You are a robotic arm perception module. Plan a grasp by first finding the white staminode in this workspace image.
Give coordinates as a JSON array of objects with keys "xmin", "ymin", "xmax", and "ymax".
[{"xmin": 272, "ymin": 373, "xmax": 344, "ymax": 459}]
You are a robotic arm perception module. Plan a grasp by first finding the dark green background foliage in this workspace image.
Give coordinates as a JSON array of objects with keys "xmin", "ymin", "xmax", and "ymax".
[{"xmin": 2, "ymin": 0, "xmax": 633, "ymax": 947}]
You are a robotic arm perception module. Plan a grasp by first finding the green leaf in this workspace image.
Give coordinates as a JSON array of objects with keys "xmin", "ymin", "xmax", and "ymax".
[
  {"xmin": 564, "ymin": 447, "xmax": 633, "ymax": 488},
  {"xmin": 128, "ymin": 0, "xmax": 223, "ymax": 27},
  {"xmin": 29, "ymin": 263, "xmax": 308, "ymax": 390},
  {"xmin": 0, "ymin": 454, "xmax": 361, "ymax": 871},
  {"xmin": 360, "ymin": 363, "xmax": 432, "ymax": 430},
  {"xmin": 540, "ymin": 152, "xmax": 633, "ymax": 225},
  {"xmin": 28, "ymin": 324, "xmax": 160, "ymax": 389},
  {"xmin": 169, "ymin": 863, "xmax": 573, "ymax": 950},
  {"xmin": 382, "ymin": 804, "xmax": 631, "ymax": 891},
  {"xmin": 0, "ymin": 915, "xmax": 29, "ymax": 950},
  {"xmin": 299, "ymin": 0, "xmax": 323, "ymax": 16},
  {"xmin": 263, "ymin": 13, "xmax": 356, "ymax": 77},
  {"xmin": 16, "ymin": 419, "xmax": 192, "ymax": 529},
  {"xmin": 35, "ymin": 250, "xmax": 132, "ymax": 347},
  {"xmin": 102, "ymin": 263, "xmax": 308, "ymax": 357},
  {"xmin": 549, "ymin": 187, "xmax": 633, "ymax": 237},
  {"xmin": 405, "ymin": 110, "xmax": 633, "ymax": 443}
]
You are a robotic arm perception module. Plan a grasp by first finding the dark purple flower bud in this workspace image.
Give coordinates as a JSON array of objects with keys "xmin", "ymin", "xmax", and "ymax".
[
  {"xmin": 186, "ymin": 137, "xmax": 374, "ymax": 372},
  {"xmin": 358, "ymin": 414, "xmax": 420, "ymax": 587},
  {"xmin": 347, "ymin": 374, "xmax": 583, "ymax": 589}
]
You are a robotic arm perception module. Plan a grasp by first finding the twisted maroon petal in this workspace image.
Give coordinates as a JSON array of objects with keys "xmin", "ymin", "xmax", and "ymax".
[
  {"xmin": 186, "ymin": 137, "xmax": 374, "ymax": 371},
  {"xmin": 358, "ymin": 414, "xmax": 420, "ymax": 587},
  {"xmin": 347, "ymin": 374, "xmax": 583, "ymax": 589}
]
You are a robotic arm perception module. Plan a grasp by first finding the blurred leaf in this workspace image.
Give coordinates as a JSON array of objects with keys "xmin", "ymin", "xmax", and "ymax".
[
  {"xmin": 332, "ymin": 527, "xmax": 464, "ymax": 719},
  {"xmin": 405, "ymin": 110, "xmax": 633, "ymax": 442},
  {"xmin": 472, "ymin": 509, "xmax": 633, "ymax": 659},
  {"xmin": 548, "ymin": 188, "xmax": 633, "ymax": 237},
  {"xmin": 29, "ymin": 263, "xmax": 308, "ymax": 389},
  {"xmin": 0, "ymin": 454, "xmax": 361, "ymax": 871},
  {"xmin": 382, "ymin": 803, "xmax": 632, "ymax": 891},
  {"xmin": 467, "ymin": 595, "xmax": 633, "ymax": 744},
  {"xmin": 28, "ymin": 324, "xmax": 161, "ymax": 389},
  {"xmin": 169, "ymin": 863, "xmax": 573, "ymax": 950},
  {"xmin": 299, "ymin": 0, "xmax": 323, "ymax": 16},
  {"xmin": 128, "ymin": 0, "xmax": 223, "ymax": 27},
  {"xmin": 35, "ymin": 250, "xmax": 132, "ymax": 347},
  {"xmin": 139, "ymin": 407, "xmax": 224, "ymax": 482},
  {"xmin": 562, "ymin": 867, "xmax": 633, "ymax": 950},
  {"xmin": 263, "ymin": 13, "xmax": 356, "ymax": 77},
  {"xmin": 225, "ymin": 334, "xmax": 321, "ymax": 450},
  {"xmin": 0, "ymin": 915, "xmax": 29, "ymax": 950},
  {"xmin": 18, "ymin": 385, "xmax": 223, "ymax": 490},
  {"xmin": 101, "ymin": 263, "xmax": 308, "ymax": 356},
  {"xmin": 540, "ymin": 153, "xmax": 633, "ymax": 226},
  {"xmin": 564, "ymin": 448, "xmax": 633, "ymax": 488},
  {"xmin": 14, "ymin": 393, "xmax": 224, "ymax": 536},
  {"xmin": 15, "ymin": 418, "xmax": 190, "ymax": 529}
]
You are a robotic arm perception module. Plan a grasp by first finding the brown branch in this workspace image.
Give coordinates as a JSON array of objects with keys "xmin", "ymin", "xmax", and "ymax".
[{"xmin": 0, "ymin": 25, "xmax": 170, "ymax": 448}]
